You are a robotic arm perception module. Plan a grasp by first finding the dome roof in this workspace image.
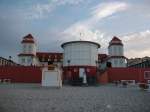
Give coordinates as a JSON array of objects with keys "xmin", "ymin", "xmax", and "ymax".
[{"xmin": 61, "ymin": 40, "xmax": 100, "ymax": 48}]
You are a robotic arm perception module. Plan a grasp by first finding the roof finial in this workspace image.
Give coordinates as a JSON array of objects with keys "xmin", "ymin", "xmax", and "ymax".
[{"xmin": 79, "ymin": 32, "xmax": 83, "ymax": 41}]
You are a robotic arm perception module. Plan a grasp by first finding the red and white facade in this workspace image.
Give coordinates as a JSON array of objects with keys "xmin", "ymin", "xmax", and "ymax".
[
  {"xmin": 61, "ymin": 41, "xmax": 100, "ymax": 82},
  {"xmin": 108, "ymin": 36, "xmax": 126, "ymax": 67},
  {"xmin": 100, "ymin": 36, "xmax": 127, "ymax": 69},
  {"xmin": 18, "ymin": 34, "xmax": 38, "ymax": 66},
  {"xmin": 17, "ymin": 34, "xmax": 128, "ymax": 84},
  {"xmin": 0, "ymin": 34, "xmax": 149, "ymax": 84},
  {"xmin": 18, "ymin": 34, "xmax": 126, "ymax": 68}
]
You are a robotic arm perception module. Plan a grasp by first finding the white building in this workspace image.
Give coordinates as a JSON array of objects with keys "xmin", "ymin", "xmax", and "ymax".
[
  {"xmin": 100, "ymin": 36, "xmax": 127, "ymax": 69},
  {"xmin": 18, "ymin": 34, "xmax": 38, "ymax": 66},
  {"xmin": 18, "ymin": 34, "xmax": 63, "ymax": 66},
  {"xmin": 108, "ymin": 36, "xmax": 126, "ymax": 67},
  {"xmin": 61, "ymin": 41, "xmax": 100, "ymax": 67},
  {"xmin": 61, "ymin": 41, "xmax": 100, "ymax": 84},
  {"xmin": 18, "ymin": 34, "xmax": 126, "ymax": 69}
]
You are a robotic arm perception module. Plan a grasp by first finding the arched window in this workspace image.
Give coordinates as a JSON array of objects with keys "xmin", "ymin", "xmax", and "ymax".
[
  {"xmin": 23, "ymin": 45, "xmax": 26, "ymax": 52},
  {"xmin": 22, "ymin": 58, "xmax": 25, "ymax": 63}
]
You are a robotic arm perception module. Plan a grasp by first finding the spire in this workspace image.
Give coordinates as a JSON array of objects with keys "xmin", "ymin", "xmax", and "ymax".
[
  {"xmin": 109, "ymin": 36, "xmax": 123, "ymax": 47},
  {"xmin": 21, "ymin": 34, "xmax": 35, "ymax": 43}
]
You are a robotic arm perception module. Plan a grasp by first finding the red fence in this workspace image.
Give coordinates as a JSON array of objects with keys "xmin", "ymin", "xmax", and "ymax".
[
  {"xmin": 1, "ymin": 66, "xmax": 150, "ymax": 84},
  {"xmin": 99, "ymin": 68, "xmax": 150, "ymax": 84},
  {"xmin": 0, "ymin": 66, "xmax": 42, "ymax": 83}
]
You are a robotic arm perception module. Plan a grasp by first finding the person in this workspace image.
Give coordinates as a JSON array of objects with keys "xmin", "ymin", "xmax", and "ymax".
[{"xmin": 83, "ymin": 72, "xmax": 87, "ymax": 86}]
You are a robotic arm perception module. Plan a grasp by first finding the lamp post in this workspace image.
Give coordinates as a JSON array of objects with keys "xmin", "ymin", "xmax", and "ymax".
[
  {"xmin": 95, "ymin": 60, "xmax": 100, "ymax": 84},
  {"xmin": 8, "ymin": 56, "xmax": 12, "ymax": 66},
  {"xmin": 67, "ymin": 59, "xmax": 71, "ymax": 84}
]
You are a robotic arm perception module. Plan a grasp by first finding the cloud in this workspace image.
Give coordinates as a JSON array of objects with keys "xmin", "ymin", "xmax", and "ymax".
[
  {"xmin": 62, "ymin": 1, "xmax": 128, "ymax": 52},
  {"xmin": 122, "ymin": 30, "xmax": 150, "ymax": 58},
  {"xmin": 25, "ymin": 0, "xmax": 86, "ymax": 19},
  {"xmin": 57, "ymin": 0, "xmax": 86, "ymax": 5},
  {"xmin": 91, "ymin": 2, "xmax": 128, "ymax": 23},
  {"xmin": 63, "ymin": 24, "xmax": 105, "ymax": 41}
]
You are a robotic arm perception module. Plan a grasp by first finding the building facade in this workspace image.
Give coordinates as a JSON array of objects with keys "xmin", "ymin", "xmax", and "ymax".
[
  {"xmin": 17, "ymin": 34, "xmax": 127, "ymax": 84},
  {"xmin": 18, "ymin": 34, "xmax": 38, "ymax": 66},
  {"xmin": 100, "ymin": 37, "xmax": 127, "ymax": 70},
  {"xmin": 0, "ymin": 57, "xmax": 18, "ymax": 66},
  {"xmin": 107, "ymin": 37, "xmax": 126, "ymax": 67},
  {"xmin": 128, "ymin": 57, "xmax": 150, "ymax": 68},
  {"xmin": 61, "ymin": 41, "xmax": 100, "ymax": 84}
]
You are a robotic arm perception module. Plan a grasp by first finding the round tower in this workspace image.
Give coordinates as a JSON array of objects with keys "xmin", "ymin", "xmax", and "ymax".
[
  {"xmin": 108, "ymin": 36, "xmax": 126, "ymax": 67},
  {"xmin": 18, "ymin": 34, "xmax": 37, "ymax": 66},
  {"xmin": 61, "ymin": 40, "xmax": 100, "ymax": 85}
]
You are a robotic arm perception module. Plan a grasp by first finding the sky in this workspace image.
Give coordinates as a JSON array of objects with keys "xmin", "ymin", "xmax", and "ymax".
[{"xmin": 0, "ymin": 0, "xmax": 150, "ymax": 62}]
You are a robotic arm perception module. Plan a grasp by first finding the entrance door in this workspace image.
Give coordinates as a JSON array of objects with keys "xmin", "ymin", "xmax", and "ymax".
[{"xmin": 79, "ymin": 68, "xmax": 85, "ymax": 78}]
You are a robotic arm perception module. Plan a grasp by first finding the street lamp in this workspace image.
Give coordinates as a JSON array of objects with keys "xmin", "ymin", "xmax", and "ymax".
[
  {"xmin": 9, "ymin": 56, "xmax": 12, "ymax": 61},
  {"xmin": 8, "ymin": 56, "xmax": 12, "ymax": 66},
  {"xmin": 67, "ymin": 60, "xmax": 70, "ymax": 66},
  {"xmin": 67, "ymin": 59, "xmax": 71, "ymax": 84},
  {"xmin": 95, "ymin": 60, "xmax": 100, "ymax": 84}
]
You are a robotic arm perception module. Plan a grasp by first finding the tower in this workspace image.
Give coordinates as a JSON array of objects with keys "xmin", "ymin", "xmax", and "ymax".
[
  {"xmin": 18, "ymin": 34, "xmax": 37, "ymax": 66},
  {"xmin": 61, "ymin": 41, "xmax": 100, "ymax": 84},
  {"xmin": 108, "ymin": 36, "xmax": 126, "ymax": 67}
]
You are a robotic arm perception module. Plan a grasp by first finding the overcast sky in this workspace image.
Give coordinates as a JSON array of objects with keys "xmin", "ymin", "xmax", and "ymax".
[{"xmin": 0, "ymin": 0, "xmax": 150, "ymax": 62}]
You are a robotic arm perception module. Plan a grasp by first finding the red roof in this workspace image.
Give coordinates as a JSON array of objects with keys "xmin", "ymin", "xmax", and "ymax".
[
  {"xmin": 109, "ymin": 56, "xmax": 127, "ymax": 59},
  {"xmin": 21, "ymin": 40, "xmax": 35, "ymax": 43},
  {"xmin": 100, "ymin": 55, "xmax": 127, "ymax": 63},
  {"xmin": 18, "ymin": 53, "xmax": 36, "ymax": 57},
  {"xmin": 21, "ymin": 34, "xmax": 35, "ymax": 43},
  {"xmin": 36, "ymin": 52, "xmax": 63, "ymax": 57},
  {"xmin": 109, "ymin": 36, "xmax": 123, "ymax": 47},
  {"xmin": 98, "ymin": 54, "xmax": 108, "ymax": 62},
  {"xmin": 36, "ymin": 52, "xmax": 63, "ymax": 62},
  {"xmin": 23, "ymin": 34, "xmax": 34, "ymax": 39},
  {"xmin": 111, "ymin": 36, "xmax": 121, "ymax": 41}
]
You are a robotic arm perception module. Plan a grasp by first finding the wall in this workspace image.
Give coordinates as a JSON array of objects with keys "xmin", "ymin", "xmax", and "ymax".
[
  {"xmin": 19, "ymin": 56, "xmax": 36, "ymax": 66},
  {"xmin": 98, "ymin": 71, "xmax": 108, "ymax": 84},
  {"xmin": 62, "ymin": 66, "xmax": 96, "ymax": 81},
  {"xmin": 22, "ymin": 43, "xmax": 36, "ymax": 55},
  {"xmin": 99, "ymin": 68, "xmax": 150, "ymax": 83},
  {"xmin": 0, "ymin": 66, "xmax": 42, "ymax": 83},
  {"xmin": 108, "ymin": 45, "xmax": 123, "ymax": 56},
  {"xmin": 1, "ymin": 66, "xmax": 150, "ymax": 84},
  {"xmin": 63, "ymin": 42, "xmax": 98, "ymax": 66},
  {"xmin": 108, "ymin": 58, "xmax": 126, "ymax": 68}
]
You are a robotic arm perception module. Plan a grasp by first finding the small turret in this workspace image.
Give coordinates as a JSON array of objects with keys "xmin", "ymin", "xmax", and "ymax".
[
  {"xmin": 108, "ymin": 36, "xmax": 126, "ymax": 67},
  {"xmin": 108, "ymin": 36, "xmax": 123, "ymax": 56},
  {"xmin": 18, "ymin": 34, "xmax": 37, "ymax": 66}
]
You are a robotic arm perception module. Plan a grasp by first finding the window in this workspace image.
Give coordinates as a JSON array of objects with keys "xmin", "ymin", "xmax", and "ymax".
[
  {"xmin": 114, "ymin": 46, "xmax": 116, "ymax": 51},
  {"xmin": 109, "ymin": 48, "xmax": 112, "ymax": 54},
  {"xmin": 118, "ymin": 46, "xmax": 121, "ymax": 55},
  {"xmin": 28, "ymin": 45, "xmax": 32, "ymax": 52},
  {"xmin": 27, "ymin": 58, "xmax": 31, "ymax": 63},
  {"xmin": 114, "ymin": 59, "xmax": 117, "ymax": 65},
  {"xmin": 22, "ymin": 58, "xmax": 25, "ymax": 63},
  {"xmin": 144, "ymin": 71, "xmax": 150, "ymax": 79},
  {"xmin": 120, "ymin": 59, "xmax": 124, "ymax": 64},
  {"xmin": 23, "ymin": 45, "xmax": 26, "ymax": 52}
]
